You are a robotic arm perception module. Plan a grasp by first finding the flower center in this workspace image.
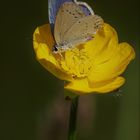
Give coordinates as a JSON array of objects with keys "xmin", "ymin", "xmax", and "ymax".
[{"xmin": 60, "ymin": 48, "xmax": 92, "ymax": 78}]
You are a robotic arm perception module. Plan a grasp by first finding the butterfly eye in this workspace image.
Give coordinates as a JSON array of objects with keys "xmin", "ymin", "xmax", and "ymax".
[
  {"xmin": 54, "ymin": 47, "xmax": 58, "ymax": 51},
  {"xmin": 52, "ymin": 45, "xmax": 58, "ymax": 52}
]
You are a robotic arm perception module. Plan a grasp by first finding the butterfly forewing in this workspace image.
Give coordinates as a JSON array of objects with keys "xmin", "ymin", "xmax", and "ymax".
[
  {"xmin": 54, "ymin": 2, "xmax": 86, "ymax": 45},
  {"xmin": 48, "ymin": 0, "xmax": 72, "ymax": 24}
]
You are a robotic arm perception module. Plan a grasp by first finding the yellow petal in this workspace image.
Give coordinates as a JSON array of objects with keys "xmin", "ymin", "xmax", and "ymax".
[
  {"xmin": 33, "ymin": 24, "xmax": 73, "ymax": 81},
  {"xmin": 88, "ymin": 37, "xmax": 135, "ymax": 82},
  {"xmin": 64, "ymin": 77, "xmax": 125, "ymax": 94},
  {"xmin": 33, "ymin": 24, "xmax": 55, "ymax": 51},
  {"xmin": 83, "ymin": 23, "xmax": 118, "ymax": 60}
]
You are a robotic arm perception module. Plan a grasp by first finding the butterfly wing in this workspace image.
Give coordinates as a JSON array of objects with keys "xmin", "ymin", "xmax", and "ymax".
[
  {"xmin": 48, "ymin": 0, "xmax": 72, "ymax": 25},
  {"xmin": 62, "ymin": 15, "xmax": 104, "ymax": 45},
  {"xmin": 54, "ymin": 2, "xmax": 87, "ymax": 45}
]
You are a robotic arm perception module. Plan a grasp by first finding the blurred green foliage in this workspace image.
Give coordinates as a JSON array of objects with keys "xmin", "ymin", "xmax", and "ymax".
[{"xmin": 0, "ymin": 0, "xmax": 139, "ymax": 140}]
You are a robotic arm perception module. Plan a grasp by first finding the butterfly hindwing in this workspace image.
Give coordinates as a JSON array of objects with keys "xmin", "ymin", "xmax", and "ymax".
[{"xmin": 62, "ymin": 14, "xmax": 104, "ymax": 45}]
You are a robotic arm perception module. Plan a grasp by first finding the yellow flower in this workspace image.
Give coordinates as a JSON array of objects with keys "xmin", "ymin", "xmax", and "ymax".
[{"xmin": 33, "ymin": 23, "xmax": 135, "ymax": 94}]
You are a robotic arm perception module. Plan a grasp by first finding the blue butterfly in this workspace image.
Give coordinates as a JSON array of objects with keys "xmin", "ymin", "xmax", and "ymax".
[{"xmin": 48, "ymin": 0, "xmax": 103, "ymax": 53}]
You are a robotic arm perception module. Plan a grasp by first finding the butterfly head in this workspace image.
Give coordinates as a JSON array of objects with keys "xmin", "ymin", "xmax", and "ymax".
[{"xmin": 52, "ymin": 43, "xmax": 69, "ymax": 54}]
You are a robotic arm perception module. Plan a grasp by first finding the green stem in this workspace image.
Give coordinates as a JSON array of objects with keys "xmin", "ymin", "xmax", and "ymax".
[{"xmin": 68, "ymin": 96, "xmax": 79, "ymax": 140}]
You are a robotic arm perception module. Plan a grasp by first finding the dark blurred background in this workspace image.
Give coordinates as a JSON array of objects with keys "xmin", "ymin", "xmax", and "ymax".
[{"xmin": 0, "ymin": 0, "xmax": 139, "ymax": 140}]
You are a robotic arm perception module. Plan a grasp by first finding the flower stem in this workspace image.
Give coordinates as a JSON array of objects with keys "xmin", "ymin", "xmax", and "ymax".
[{"xmin": 68, "ymin": 96, "xmax": 79, "ymax": 140}]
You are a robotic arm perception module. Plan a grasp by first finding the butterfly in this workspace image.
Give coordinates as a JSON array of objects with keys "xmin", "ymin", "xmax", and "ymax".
[{"xmin": 48, "ymin": 0, "xmax": 104, "ymax": 53}]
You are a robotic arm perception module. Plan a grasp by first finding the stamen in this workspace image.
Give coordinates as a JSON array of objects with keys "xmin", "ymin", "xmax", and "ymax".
[{"xmin": 62, "ymin": 48, "xmax": 92, "ymax": 78}]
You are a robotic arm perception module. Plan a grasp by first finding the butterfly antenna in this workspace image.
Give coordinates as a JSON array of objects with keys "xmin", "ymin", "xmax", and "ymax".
[{"xmin": 73, "ymin": 0, "xmax": 94, "ymax": 15}]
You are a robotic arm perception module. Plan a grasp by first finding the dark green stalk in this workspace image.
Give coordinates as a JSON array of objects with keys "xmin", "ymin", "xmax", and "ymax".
[{"xmin": 68, "ymin": 96, "xmax": 79, "ymax": 140}]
